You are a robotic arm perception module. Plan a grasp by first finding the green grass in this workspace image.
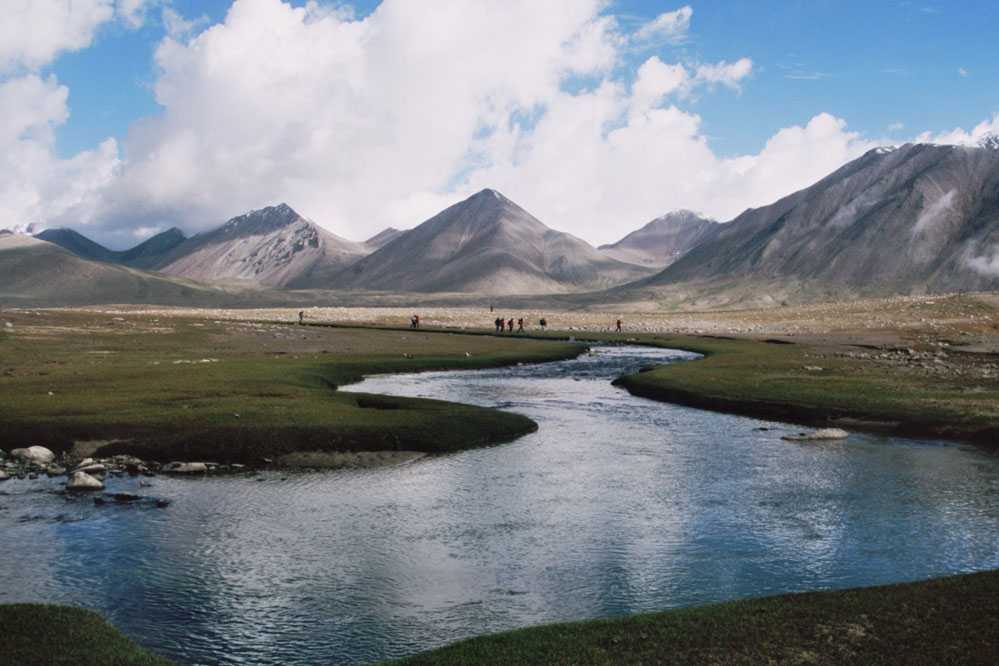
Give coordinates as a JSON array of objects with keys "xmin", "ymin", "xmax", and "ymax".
[
  {"xmin": 0, "ymin": 604, "xmax": 173, "ymax": 665},
  {"xmin": 391, "ymin": 570, "xmax": 999, "ymax": 665},
  {"xmin": 0, "ymin": 311, "xmax": 583, "ymax": 462}
]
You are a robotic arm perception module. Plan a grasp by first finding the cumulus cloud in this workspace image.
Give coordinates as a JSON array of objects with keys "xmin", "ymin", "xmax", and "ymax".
[
  {"xmin": 0, "ymin": 0, "xmax": 114, "ymax": 73},
  {"xmin": 918, "ymin": 113, "xmax": 999, "ymax": 145},
  {"xmin": 694, "ymin": 58, "xmax": 753, "ymax": 91},
  {"xmin": 116, "ymin": 0, "xmax": 159, "ymax": 29},
  {"xmin": 634, "ymin": 6, "xmax": 692, "ymax": 44}
]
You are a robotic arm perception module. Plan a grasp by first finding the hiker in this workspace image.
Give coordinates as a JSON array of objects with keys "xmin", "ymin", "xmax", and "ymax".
[
  {"xmin": 517, "ymin": 318, "xmax": 524, "ymax": 333},
  {"xmin": 415, "ymin": 314, "xmax": 420, "ymax": 329},
  {"xmin": 494, "ymin": 317, "xmax": 503, "ymax": 333},
  {"xmin": 410, "ymin": 315, "xmax": 418, "ymax": 329},
  {"xmin": 298, "ymin": 311, "xmax": 304, "ymax": 325},
  {"xmin": 616, "ymin": 318, "xmax": 622, "ymax": 332},
  {"xmin": 507, "ymin": 318, "xmax": 514, "ymax": 332},
  {"xmin": 490, "ymin": 304, "xmax": 494, "ymax": 313},
  {"xmin": 539, "ymin": 317, "xmax": 547, "ymax": 331}
]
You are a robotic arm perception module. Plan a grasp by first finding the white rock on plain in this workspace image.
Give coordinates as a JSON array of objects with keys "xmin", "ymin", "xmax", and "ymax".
[
  {"xmin": 10, "ymin": 446, "xmax": 55, "ymax": 464},
  {"xmin": 66, "ymin": 471, "xmax": 104, "ymax": 491},
  {"xmin": 782, "ymin": 428, "xmax": 850, "ymax": 442},
  {"xmin": 162, "ymin": 462, "xmax": 209, "ymax": 474}
]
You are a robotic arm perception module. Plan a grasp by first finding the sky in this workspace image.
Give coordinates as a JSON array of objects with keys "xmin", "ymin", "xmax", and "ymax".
[{"xmin": 3, "ymin": 0, "xmax": 999, "ymax": 249}]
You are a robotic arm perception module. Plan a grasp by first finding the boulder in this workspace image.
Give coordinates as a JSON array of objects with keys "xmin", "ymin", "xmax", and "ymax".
[
  {"xmin": 0, "ymin": 470, "xmax": 8, "ymax": 482},
  {"xmin": 73, "ymin": 463, "xmax": 107, "ymax": 475},
  {"xmin": 66, "ymin": 471, "xmax": 104, "ymax": 491},
  {"xmin": 162, "ymin": 461, "xmax": 209, "ymax": 474},
  {"xmin": 46, "ymin": 465, "xmax": 67, "ymax": 477},
  {"xmin": 782, "ymin": 428, "xmax": 850, "ymax": 442},
  {"xmin": 10, "ymin": 446, "xmax": 55, "ymax": 465}
]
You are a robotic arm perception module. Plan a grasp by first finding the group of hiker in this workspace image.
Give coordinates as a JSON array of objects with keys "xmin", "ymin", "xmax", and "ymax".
[{"xmin": 493, "ymin": 316, "xmax": 547, "ymax": 333}]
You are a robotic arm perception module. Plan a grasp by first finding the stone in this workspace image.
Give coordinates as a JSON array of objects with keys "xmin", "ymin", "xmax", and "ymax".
[
  {"xmin": 162, "ymin": 461, "xmax": 208, "ymax": 474},
  {"xmin": 111, "ymin": 492, "xmax": 142, "ymax": 503},
  {"xmin": 66, "ymin": 471, "xmax": 104, "ymax": 491},
  {"xmin": 46, "ymin": 465, "xmax": 66, "ymax": 477},
  {"xmin": 155, "ymin": 499, "xmax": 171, "ymax": 509},
  {"xmin": 73, "ymin": 463, "xmax": 106, "ymax": 475},
  {"xmin": 0, "ymin": 470, "xmax": 8, "ymax": 482},
  {"xmin": 10, "ymin": 446, "xmax": 55, "ymax": 465},
  {"xmin": 782, "ymin": 428, "xmax": 850, "ymax": 442}
]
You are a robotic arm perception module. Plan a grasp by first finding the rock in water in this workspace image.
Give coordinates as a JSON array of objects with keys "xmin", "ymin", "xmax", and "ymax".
[
  {"xmin": 10, "ymin": 446, "xmax": 55, "ymax": 464},
  {"xmin": 0, "ymin": 470, "xmax": 8, "ymax": 482},
  {"xmin": 782, "ymin": 428, "xmax": 850, "ymax": 442},
  {"xmin": 162, "ymin": 461, "xmax": 209, "ymax": 474},
  {"xmin": 66, "ymin": 471, "xmax": 104, "ymax": 491}
]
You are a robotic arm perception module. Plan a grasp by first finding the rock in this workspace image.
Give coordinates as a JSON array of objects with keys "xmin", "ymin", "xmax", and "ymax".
[
  {"xmin": 66, "ymin": 471, "xmax": 104, "ymax": 491},
  {"xmin": 155, "ymin": 499, "xmax": 171, "ymax": 509},
  {"xmin": 111, "ymin": 492, "xmax": 141, "ymax": 503},
  {"xmin": 73, "ymin": 463, "xmax": 106, "ymax": 475},
  {"xmin": 10, "ymin": 446, "xmax": 55, "ymax": 465},
  {"xmin": 46, "ymin": 465, "xmax": 66, "ymax": 477},
  {"xmin": 162, "ymin": 461, "xmax": 208, "ymax": 474},
  {"xmin": 782, "ymin": 428, "xmax": 850, "ymax": 442},
  {"xmin": 0, "ymin": 470, "xmax": 8, "ymax": 481}
]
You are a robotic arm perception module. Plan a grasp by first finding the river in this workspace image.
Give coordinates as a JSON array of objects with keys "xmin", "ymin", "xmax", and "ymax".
[{"xmin": 2, "ymin": 345, "xmax": 998, "ymax": 664}]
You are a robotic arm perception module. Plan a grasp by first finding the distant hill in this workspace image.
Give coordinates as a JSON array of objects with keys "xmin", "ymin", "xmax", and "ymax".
[
  {"xmin": 633, "ymin": 140, "xmax": 999, "ymax": 307},
  {"xmin": 338, "ymin": 189, "xmax": 654, "ymax": 295},
  {"xmin": 0, "ymin": 235, "xmax": 233, "ymax": 306},
  {"xmin": 35, "ymin": 227, "xmax": 186, "ymax": 269},
  {"xmin": 155, "ymin": 204, "xmax": 369, "ymax": 288},
  {"xmin": 599, "ymin": 210, "xmax": 718, "ymax": 268}
]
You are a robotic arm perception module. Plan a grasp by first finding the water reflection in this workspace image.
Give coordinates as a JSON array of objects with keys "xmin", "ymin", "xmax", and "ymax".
[{"xmin": 1, "ymin": 346, "xmax": 998, "ymax": 664}]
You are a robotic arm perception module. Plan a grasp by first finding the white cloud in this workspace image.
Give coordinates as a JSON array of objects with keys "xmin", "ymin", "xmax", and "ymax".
[
  {"xmin": 968, "ymin": 247, "xmax": 999, "ymax": 277},
  {"xmin": 634, "ymin": 6, "xmax": 692, "ymax": 44},
  {"xmin": 888, "ymin": 121, "xmax": 905, "ymax": 132},
  {"xmin": 958, "ymin": 67, "xmax": 969, "ymax": 77},
  {"xmin": 630, "ymin": 57, "xmax": 689, "ymax": 113},
  {"xmin": 694, "ymin": 58, "xmax": 753, "ymax": 91},
  {"xmin": 918, "ymin": 113, "xmax": 999, "ymax": 145},
  {"xmin": 0, "ymin": 75, "xmax": 119, "ymax": 231},
  {"xmin": 116, "ymin": 0, "xmax": 159, "ymax": 29},
  {"xmin": 0, "ymin": 0, "xmax": 114, "ymax": 73}
]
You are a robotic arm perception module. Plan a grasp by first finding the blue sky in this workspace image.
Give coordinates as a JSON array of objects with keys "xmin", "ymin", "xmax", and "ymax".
[{"xmin": 48, "ymin": 0, "xmax": 999, "ymax": 160}]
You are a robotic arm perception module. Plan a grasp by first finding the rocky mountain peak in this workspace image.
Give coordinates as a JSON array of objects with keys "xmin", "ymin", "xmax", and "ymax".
[{"xmin": 978, "ymin": 134, "xmax": 999, "ymax": 150}]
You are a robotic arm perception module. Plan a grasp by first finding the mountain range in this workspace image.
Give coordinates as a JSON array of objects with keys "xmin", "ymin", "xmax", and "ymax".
[{"xmin": 6, "ymin": 137, "xmax": 999, "ymax": 307}]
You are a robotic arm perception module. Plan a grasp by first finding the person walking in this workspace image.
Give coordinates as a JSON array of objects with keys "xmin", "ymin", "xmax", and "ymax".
[
  {"xmin": 517, "ymin": 318, "xmax": 524, "ymax": 333},
  {"xmin": 507, "ymin": 318, "xmax": 514, "ymax": 333},
  {"xmin": 410, "ymin": 315, "xmax": 418, "ymax": 329},
  {"xmin": 298, "ymin": 311, "xmax": 305, "ymax": 325},
  {"xmin": 616, "ymin": 318, "xmax": 622, "ymax": 333},
  {"xmin": 539, "ymin": 317, "xmax": 547, "ymax": 331}
]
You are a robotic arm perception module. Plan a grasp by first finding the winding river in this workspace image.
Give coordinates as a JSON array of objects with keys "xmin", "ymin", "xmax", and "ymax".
[{"xmin": 2, "ymin": 345, "xmax": 999, "ymax": 665}]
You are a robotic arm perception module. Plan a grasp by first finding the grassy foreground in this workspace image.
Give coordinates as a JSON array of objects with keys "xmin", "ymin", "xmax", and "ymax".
[
  {"xmin": 0, "ymin": 310, "xmax": 582, "ymax": 462},
  {"xmin": 392, "ymin": 570, "xmax": 999, "ymax": 665},
  {"xmin": 0, "ymin": 604, "xmax": 172, "ymax": 666}
]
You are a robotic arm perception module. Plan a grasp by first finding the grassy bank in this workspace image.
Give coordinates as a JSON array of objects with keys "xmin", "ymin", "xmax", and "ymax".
[
  {"xmin": 0, "ymin": 604, "xmax": 172, "ymax": 665},
  {"xmin": 0, "ymin": 310, "xmax": 582, "ymax": 463},
  {"xmin": 392, "ymin": 569, "xmax": 999, "ymax": 665},
  {"xmin": 601, "ymin": 332, "xmax": 999, "ymax": 445}
]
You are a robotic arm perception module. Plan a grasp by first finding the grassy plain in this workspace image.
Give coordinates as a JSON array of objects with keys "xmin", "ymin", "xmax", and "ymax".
[{"xmin": 0, "ymin": 309, "xmax": 582, "ymax": 463}]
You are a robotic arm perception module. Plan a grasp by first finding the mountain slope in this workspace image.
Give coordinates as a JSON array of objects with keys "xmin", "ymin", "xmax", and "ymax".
[
  {"xmin": 364, "ymin": 227, "xmax": 405, "ymax": 251},
  {"xmin": 0, "ymin": 235, "xmax": 231, "ymax": 306},
  {"xmin": 33, "ymin": 227, "xmax": 187, "ymax": 269},
  {"xmin": 639, "ymin": 141, "xmax": 999, "ymax": 305},
  {"xmin": 599, "ymin": 210, "xmax": 718, "ymax": 268},
  {"xmin": 155, "ymin": 204, "xmax": 368, "ymax": 288},
  {"xmin": 338, "ymin": 189, "xmax": 654, "ymax": 294}
]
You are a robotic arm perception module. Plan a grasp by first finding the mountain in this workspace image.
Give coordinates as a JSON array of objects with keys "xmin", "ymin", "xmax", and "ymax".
[
  {"xmin": 599, "ymin": 210, "xmax": 718, "ymax": 268},
  {"xmin": 338, "ymin": 189, "xmax": 655, "ymax": 294},
  {"xmin": 34, "ymin": 228, "xmax": 116, "ymax": 263},
  {"xmin": 34, "ymin": 227, "xmax": 186, "ymax": 269},
  {"xmin": 364, "ymin": 227, "xmax": 405, "ymax": 250},
  {"xmin": 0, "ymin": 234, "xmax": 232, "ymax": 306},
  {"xmin": 638, "ymin": 140, "xmax": 999, "ymax": 306},
  {"xmin": 154, "ymin": 204, "xmax": 369, "ymax": 288}
]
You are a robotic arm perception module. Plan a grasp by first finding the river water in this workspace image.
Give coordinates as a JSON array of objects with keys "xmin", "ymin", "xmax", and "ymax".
[{"xmin": 2, "ymin": 345, "xmax": 998, "ymax": 665}]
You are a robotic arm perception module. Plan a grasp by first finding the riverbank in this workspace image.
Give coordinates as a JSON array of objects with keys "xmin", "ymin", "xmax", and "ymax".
[
  {"xmin": 391, "ymin": 569, "xmax": 999, "ymax": 665},
  {"xmin": 0, "ymin": 309, "xmax": 583, "ymax": 466},
  {"xmin": 0, "ymin": 604, "xmax": 172, "ymax": 665}
]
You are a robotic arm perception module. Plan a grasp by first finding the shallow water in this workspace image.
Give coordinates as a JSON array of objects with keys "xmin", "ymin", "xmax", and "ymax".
[{"xmin": 2, "ymin": 345, "xmax": 998, "ymax": 665}]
